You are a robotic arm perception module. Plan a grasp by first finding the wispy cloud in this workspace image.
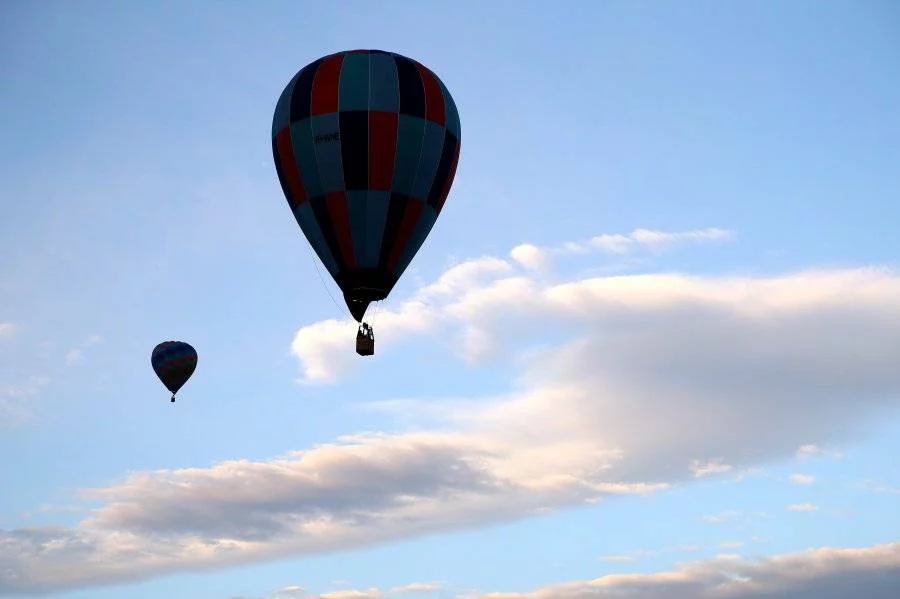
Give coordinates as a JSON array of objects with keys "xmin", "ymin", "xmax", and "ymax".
[
  {"xmin": 508, "ymin": 227, "xmax": 735, "ymax": 274},
  {"xmin": 702, "ymin": 509, "xmax": 744, "ymax": 524},
  {"xmin": 789, "ymin": 474, "xmax": 816, "ymax": 485},
  {"xmin": 787, "ymin": 503, "xmax": 819, "ymax": 512},
  {"xmin": 0, "ymin": 375, "xmax": 50, "ymax": 426},
  {"xmin": 701, "ymin": 510, "xmax": 769, "ymax": 526},
  {"xmin": 234, "ymin": 586, "xmax": 307, "ymax": 599},
  {"xmin": 0, "ymin": 377, "xmax": 50, "ymax": 400},
  {"xmin": 563, "ymin": 227, "xmax": 735, "ymax": 255},
  {"xmin": 690, "ymin": 458, "xmax": 733, "ymax": 478},
  {"xmin": 0, "ymin": 322, "xmax": 17, "ymax": 339},
  {"xmin": 237, "ymin": 583, "xmax": 438, "ymax": 599},
  {"xmin": 600, "ymin": 544, "xmax": 710, "ymax": 564},
  {"xmin": 391, "ymin": 581, "xmax": 443, "ymax": 594},
  {"xmin": 669, "ymin": 544, "xmax": 703, "ymax": 553},
  {"xmin": 599, "ymin": 550, "xmax": 655, "ymax": 563},
  {"xmin": 719, "ymin": 540, "xmax": 745, "ymax": 549},
  {"xmin": 854, "ymin": 480, "xmax": 900, "ymax": 495},
  {"xmin": 795, "ymin": 444, "xmax": 842, "ymax": 461},
  {"xmin": 64, "ymin": 334, "xmax": 104, "ymax": 367},
  {"xmin": 727, "ymin": 467, "xmax": 767, "ymax": 483},
  {"xmin": 64, "ymin": 349, "xmax": 84, "ymax": 366}
]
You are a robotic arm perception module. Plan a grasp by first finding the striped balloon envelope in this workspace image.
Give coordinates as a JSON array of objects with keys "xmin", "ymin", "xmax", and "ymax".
[
  {"xmin": 271, "ymin": 49, "xmax": 461, "ymax": 323},
  {"xmin": 151, "ymin": 341, "xmax": 198, "ymax": 402}
]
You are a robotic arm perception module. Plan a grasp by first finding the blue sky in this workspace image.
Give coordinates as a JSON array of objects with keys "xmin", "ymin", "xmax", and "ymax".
[{"xmin": 2, "ymin": 1, "xmax": 900, "ymax": 598}]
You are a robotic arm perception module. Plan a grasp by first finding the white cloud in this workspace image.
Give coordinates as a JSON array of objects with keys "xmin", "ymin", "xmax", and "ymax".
[
  {"xmin": 788, "ymin": 474, "xmax": 815, "ymax": 485},
  {"xmin": 289, "ymin": 256, "xmax": 513, "ymax": 383},
  {"xmin": 0, "ymin": 430, "xmax": 667, "ymax": 594},
  {"xmin": 787, "ymin": 503, "xmax": 819, "ymax": 512},
  {"xmin": 291, "ymin": 250, "xmax": 900, "ymax": 487},
  {"xmin": 5, "ymin": 232, "xmax": 900, "ymax": 593},
  {"xmin": 290, "ymin": 228, "xmax": 734, "ymax": 382},
  {"xmin": 509, "ymin": 244, "xmax": 551, "ymax": 273},
  {"xmin": 690, "ymin": 458, "xmax": 733, "ymax": 478},
  {"xmin": 0, "ymin": 322, "xmax": 17, "ymax": 339},
  {"xmin": 458, "ymin": 542, "xmax": 900, "ymax": 598}
]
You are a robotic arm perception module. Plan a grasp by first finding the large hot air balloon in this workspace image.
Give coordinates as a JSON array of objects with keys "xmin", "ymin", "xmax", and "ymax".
[
  {"xmin": 151, "ymin": 341, "xmax": 197, "ymax": 403},
  {"xmin": 271, "ymin": 49, "xmax": 461, "ymax": 356}
]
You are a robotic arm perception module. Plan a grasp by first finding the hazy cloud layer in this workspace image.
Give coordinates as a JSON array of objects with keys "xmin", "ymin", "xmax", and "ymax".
[
  {"xmin": 460, "ymin": 542, "xmax": 900, "ymax": 598},
  {"xmin": 243, "ymin": 543, "xmax": 900, "ymax": 599},
  {"xmin": 3, "ymin": 230, "xmax": 900, "ymax": 594}
]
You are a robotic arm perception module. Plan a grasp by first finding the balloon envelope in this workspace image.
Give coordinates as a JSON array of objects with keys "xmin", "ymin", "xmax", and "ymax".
[
  {"xmin": 151, "ymin": 341, "xmax": 197, "ymax": 396},
  {"xmin": 272, "ymin": 49, "xmax": 461, "ymax": 322}
]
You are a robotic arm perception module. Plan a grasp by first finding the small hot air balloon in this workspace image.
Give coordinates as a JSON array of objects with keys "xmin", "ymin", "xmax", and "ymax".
[
  {"xmin": 151, "ymin": 341, "xmax": 197, "ymax": 403},
  {"xmin": 271, "ymin": 49, "xmax": 461, "ymax": 356}
]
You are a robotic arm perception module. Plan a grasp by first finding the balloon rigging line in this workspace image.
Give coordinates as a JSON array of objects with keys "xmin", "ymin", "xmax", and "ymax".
[{"xmin": 304, "ymin": 242, "xmax": 349, "ymax": 321}]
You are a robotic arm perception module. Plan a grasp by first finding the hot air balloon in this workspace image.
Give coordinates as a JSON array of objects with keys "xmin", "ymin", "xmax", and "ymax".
[
  {"xmin": 271, "ymin": 49, "xmax": 461, "ymax": 356},
  {"xmin": 151, "ymin": 341, "xmax": 197, "ymax": 403}
]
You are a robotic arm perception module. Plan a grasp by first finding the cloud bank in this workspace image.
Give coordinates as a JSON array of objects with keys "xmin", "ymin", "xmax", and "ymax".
[
  {"xmin": 462, "ymin": 542, "xmax": 900, "ymax": 598},
  {"xmin": 3, "ymin": 228, "xmax": 900, "ymax": 595},
  {"xmin": 244, "ymin": 543, "xmax": 900, "ymax": 598}
]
